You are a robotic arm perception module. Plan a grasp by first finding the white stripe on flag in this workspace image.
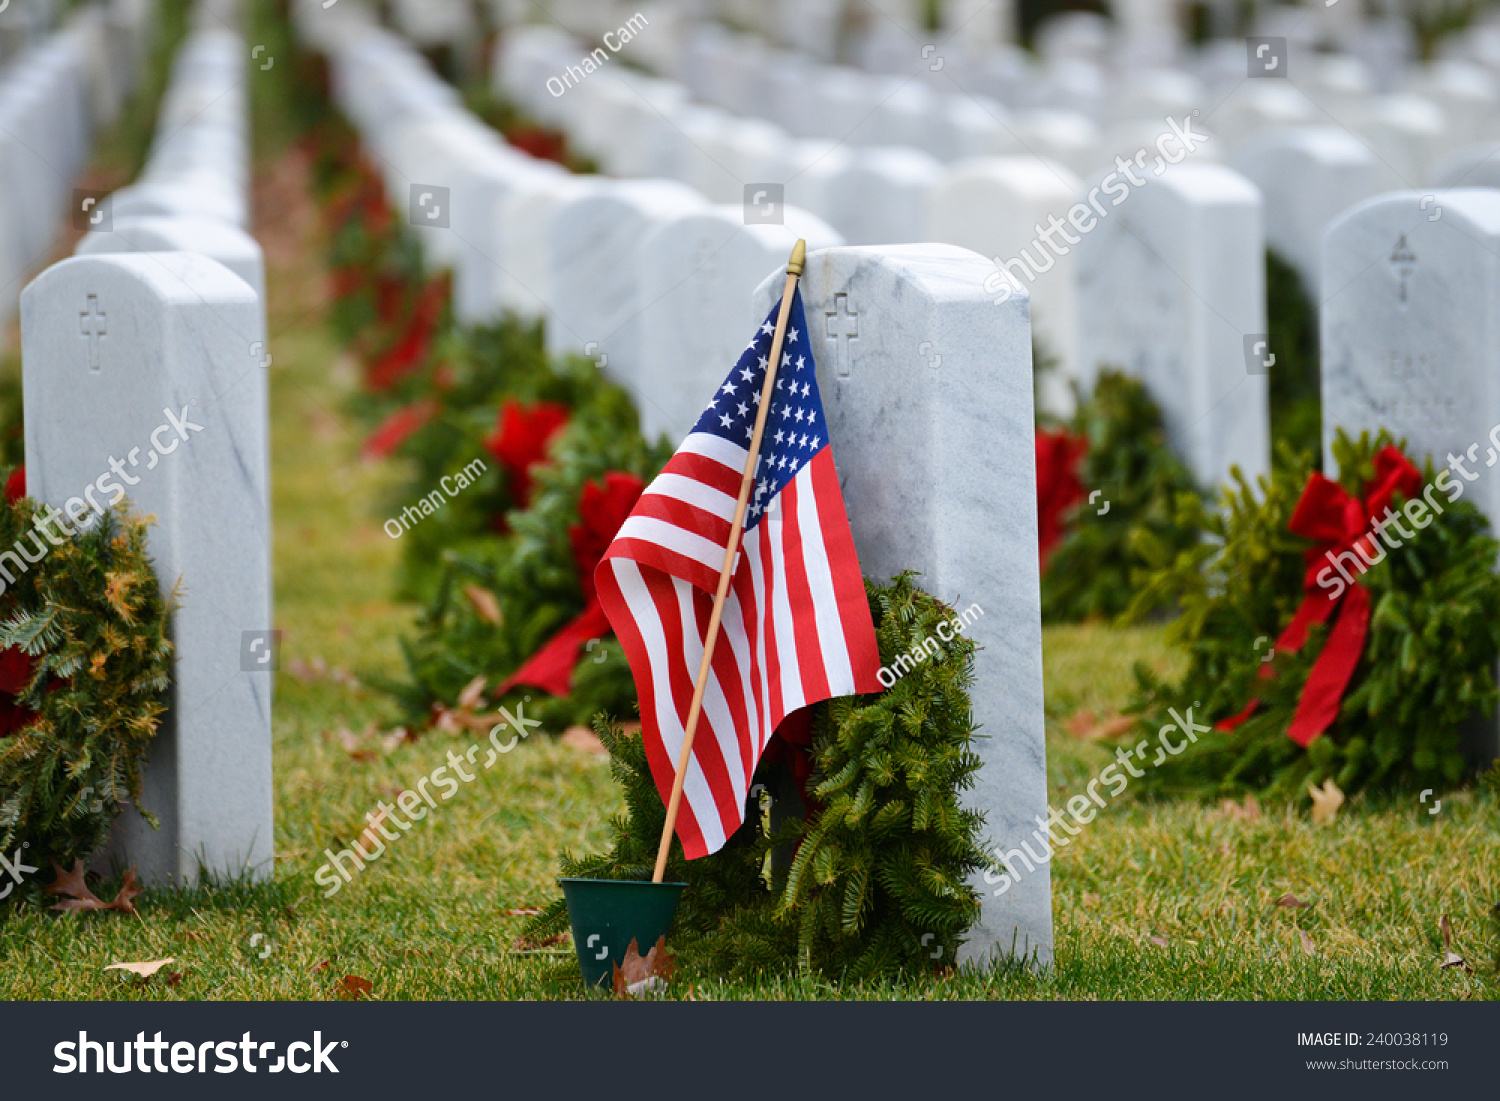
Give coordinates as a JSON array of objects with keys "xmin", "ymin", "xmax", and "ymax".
[
  {"xmin": 681, "ymin": 431, "xmax": 750, "ymax": 470},
  {"xmin": 614, "ymin": 514, "xmax": 727, "ymax": 573},
  {"xmin": 740, "ymin": 523, "xmax": 775, "ymax": 755},
  {"xmin": 643, "ymin": 472, "xmax": 737, "ymax": 522},
  {"xmin": 716, "ymin": 584, "xmax": 765, "ymax": 772},
  {"xmin": 765, "ymin": 492, "xmax": 805, "ymax": 715},
  {"xmin": 609, "ymin": 558, "xmax": 726, "ymax": 855},
  {"xmin": 672, "ymin": 581, "xmax": 748, "ymax": 818},
  {"xmin": 794, "ymin": 463, "xmax": 857, "ymax": 694}
]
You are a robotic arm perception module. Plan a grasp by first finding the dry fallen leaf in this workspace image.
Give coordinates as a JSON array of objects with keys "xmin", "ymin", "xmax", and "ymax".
[
  {"xmin": 1276, "ymin": 893, "xmax": 1312, "ymax": 909},
  {"xmin": 501, "ymin": 906, "xmax": 543, "ymax": 917},
  {"xmin": 47, "ymin": 862, "xmax": 142, "ymax": 915},
  {"xmin": 381, "ymin": 728, "xmax": 415, "ymax": 752},
  {"xmin": 1147, "ymin": 934, "xmax": 1170, "ymax": 948},
  {"xmin": 1219, "ymin": 794, "xmax": 1261, "ymax": 821},
  {"xmin": 1307, "ymin": 779, "xmax": 1344, "ymax": 825},
  {"xmin": 1298, "ymin": 930, "xmax": 1316, "ymax": 956},
  {"xmin": 456, "ymin": 674, "xmax": 488, "ymax": 711},
  {"xmin": 104, "ymin": 958, "xmax": 175, "ymax": 978},
  {"xmin": 286, "ymin": 656, "xmax": 325, "ymax": 681},
  {"xmin": 561, "ymin": 725, "xmax": 607, "ymax": 755},
  {"xmin": 110, "ymin": 870, "xmax": 143, "ymax": 915},
  {"xmin": 463, "ymin": 586, "xmax": 502, "ymax": 625},
  {"xmin": 1064, "ymin": 709, "xmax": 1097, "ymax": 736},
  {"xmin": 1064, "ymin": 709, "xmax": 1134, "ymax": 740},
  {"xmin": 612, "ymin": 935, "xmax": 676, "ymax": 997},
  {"xmin": 338, "ymin": 975, "xmax": 373, "ymax": 999},
  {"xmin": 329, "ymin": 727, "xmax": 377, "ymax": 762},
  {"xmin": 512, "ymin": 931, "xmax": 569, "ymax": 951},
  {"xmin": 1439, "ymin": 915, "xmax": 1474, "ymax": 973},
  {"xmin": 166, "ymin": 972, "xmax": 184, "ymax": 987}
]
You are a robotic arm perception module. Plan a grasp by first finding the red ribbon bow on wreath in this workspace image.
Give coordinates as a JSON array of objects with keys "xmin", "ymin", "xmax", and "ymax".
[
  {"xmin": 496, "ymin": 472, "xmax": 646, "ymax": 697},
  {"xmin": 483, "ymin": 399, "xmax": 571, "ymax": 517},
  {"xmin": 1218, "ymin": 445, "xmax": 1423, "ymax": 746},
  {"xmin": 0, "ymin": 467, "xmax": 35, "ymax": 736},
  {"xmin": 1035, "ymin": 427, "xmax": 1088, "ymax": 571},
  {"xmin": 366, "ymin": 277, "xmax": 449, "ymax": 392}
]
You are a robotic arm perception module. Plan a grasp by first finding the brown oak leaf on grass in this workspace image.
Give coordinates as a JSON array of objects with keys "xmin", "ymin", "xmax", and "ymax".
[
  {"xmin": 612, "ymin": 936, "xmax": 676, "ymax": 998},
  {"xmin": 337, "ymin": 975, "xmax": 373, "ymax": 999},
  {"xmin": 463, "ymin": 586, "xmax": 502, "ymax": 624},
  {"xmin": 1439, "ymin": 915, "xmax": 1474, "ymax": 974},
  {"xmin": 104, "ymin": 959, "xmax": 175, "ymax": 979},
  {"xmin": 1064, "ymin": 709, "xmax": 1135, "ymax": 740},
  {"xmin": 428, "ymin": 675, "xmax": 516, "ymax": 736},
  {"xmin": 1298, "ymin": 930, "xmax": 1316, "ymax": 956},
  {"xmin": 1219, "ymin": 794, "xmax": 1262, "ymax": 821},
  {"xmin": 1276, "ymin": 893, "xmax": 1312, "ymax": 909},
  {"xmin": 328, "ymin": 726, "xmax": 378, "ymax": 762},
  {"xmin": 561, "ymin": 725, "xmax": 607, "ymax": 754},
  {"xmin": 46, "ymin": 861, "xmax": 142, "ymax": 915},
  {"xmin": 512, "ymin": 931, "xmax": 568, "ymax": 951},
  {"xmin": 1307, "ymin": 779, "xmax": 1344, "ymax": 825}
]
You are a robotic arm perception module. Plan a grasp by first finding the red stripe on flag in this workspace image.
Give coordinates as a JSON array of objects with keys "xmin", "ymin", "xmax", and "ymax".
[
  {"xmin": 810, "ymin": 450, "xmax": 883, "ymax": 693},
  {"xmin": 776, "ymin": 474, "xmax": 832, "ymax": 703},
  {"xmin": 595, "ymin": 561, "xmax": 708, "ymax": 859},
  {"xmin": 687, "ymin": 585, "xmax": 753, "ymax": 840},
  {"xmin": 755, "ymin": 511, "xmax": 787, "ymax": 748},
  {"xmin": 606, "ymin": 537, "xmax": 721, "ymax": 595},
  {"xmin": 730, "ymin": 530, "xmax": 771, "ymax": 755},
  {"xmin": 629, "ymin": 490, "xmax": 734, "ymax": 549},
  {"xmin": 665, "ymin": 451, "xmax": 741, "ymax": 498},
  {"xmin": 643, "ymin": 571, "xmax": 739, "ymax": 854}
]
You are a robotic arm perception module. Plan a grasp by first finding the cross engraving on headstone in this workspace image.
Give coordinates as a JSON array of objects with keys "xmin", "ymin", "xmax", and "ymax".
[
  {"xmin": 79, "ymin": 294, "xmax": 107, "ymax": 370},
  {"xmin": 825, "ymin": 292, "xmax": 858, "ymax": 378},
  {"xmin": 1390, "ymin": 234, "xmax": 1416, "ymax": 303}
]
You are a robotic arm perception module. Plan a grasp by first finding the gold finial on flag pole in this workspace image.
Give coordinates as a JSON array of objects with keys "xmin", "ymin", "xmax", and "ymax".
[{"xmin": 651, "ymin": 239, "xmax": 808, "ymax": 884}]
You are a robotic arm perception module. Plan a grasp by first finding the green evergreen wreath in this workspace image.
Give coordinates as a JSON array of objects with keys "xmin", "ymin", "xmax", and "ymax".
[
  {"xmin": 528, "ymin": 573, "xmax": 991, "ymax": 981},
  {"xmin": 1123, "ymin": 430, "xmax": 1500, "ymax": 800},
  {"xmin": 371, "ymin": 400, "xmax": 674, "ymax": 734},
  {"xmin": 382, "ymin": 324, "xmax": 630, "ymax": 603},
  {"xmin": 1041, "ymin": 370, "xmax": 1203, "ymax": 622},
  {"xmin": 0, "ymin": 487, "xmax": 174, "ymax": 872}
]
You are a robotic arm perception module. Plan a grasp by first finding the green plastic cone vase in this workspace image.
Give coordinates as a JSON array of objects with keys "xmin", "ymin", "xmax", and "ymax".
[{"xmin": 559, "ymin": 878, "xmax": 686, "ymax": 987}]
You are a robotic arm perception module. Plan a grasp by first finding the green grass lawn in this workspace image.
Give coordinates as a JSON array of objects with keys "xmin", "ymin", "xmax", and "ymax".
[{"xmin": 0, "ymin": 9, "xmax": 1496, "ymax": 1001}]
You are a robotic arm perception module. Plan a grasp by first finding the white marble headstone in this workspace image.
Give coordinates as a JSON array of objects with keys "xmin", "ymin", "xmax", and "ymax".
[
  {"xmin": 76, "ymin": 214, "xmax": 266, "ymax": 306},
  {"xmin": 20, "ymin": 252, "xmax": 272, "ymax": 884},
  {"xmin": 1321, "ymin": 189, "xmax": 1500, "ymax": 761},
  {"xmin": 752, "ymin": 244, "xmax": 1051, "ymax": 967},
  {"xmin": 544, "ymin": 178, "xmax": 708, "ymax": 387},
  {"xmin": 1231, "ymin": 127, "xmax": 1379, "ymax": 300},
  {"xmin": 816, "ymin": 146, "xmax": 943, "ymax": 246},
  {"xmin": 636, "ymin": 205, "xmax": 843, "ymax": 446},
  {"xmin": 926, "ymin": 155, "xmax": 1083, "ymax": 415},
  {"xmin": 1322, "ymin": 190, "xmax": 1500, "ymax": 515},
  {"xmin": 1075, "ymin": 162, "xmax": 1268, "ymax": 493}
]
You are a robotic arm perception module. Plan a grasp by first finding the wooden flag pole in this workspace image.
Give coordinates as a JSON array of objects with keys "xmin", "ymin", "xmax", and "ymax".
[{"xmin": 651, "ymin": 238, "xmax": 807, "ymax": 884}]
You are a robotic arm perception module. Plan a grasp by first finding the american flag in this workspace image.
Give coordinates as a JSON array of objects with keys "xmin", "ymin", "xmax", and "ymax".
[{"xmin": 595, "ymin": 287, "xmax": 883, "ymax": 859}]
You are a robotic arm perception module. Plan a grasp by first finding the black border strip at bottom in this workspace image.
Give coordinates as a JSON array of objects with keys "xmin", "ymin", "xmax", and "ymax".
[{"xmin": 1, "ymin": 999, "xmax": 1492, "ymax": 1098}]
